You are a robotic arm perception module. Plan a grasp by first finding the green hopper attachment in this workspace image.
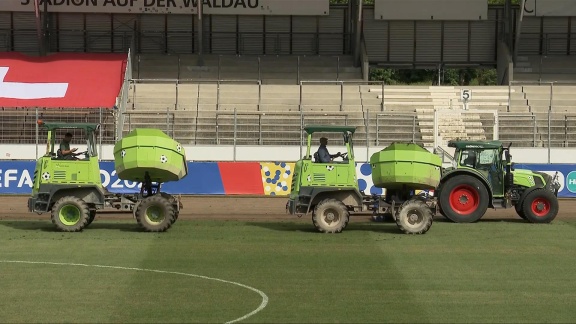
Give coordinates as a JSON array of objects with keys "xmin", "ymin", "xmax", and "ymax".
[
  {"xmin": 113, "ymin": 129, "xmax": 188, "ymax": 183},
  {"xmin": 370, "ymin": 142, "xmax": 442, "ymax": 190}
]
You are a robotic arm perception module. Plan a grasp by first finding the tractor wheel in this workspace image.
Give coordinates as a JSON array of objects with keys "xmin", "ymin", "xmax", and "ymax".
[
  {"xmin": 395, "ymin": 199, "xmax": 433, "ymax": 235},
  {"xmin": 85, "ymin": 210, "xmax": 97, "ymax": 227},
  {"xmin": 435, "ymin": 185, "xmax": 448, "ymax": 219},
  {"xmin": 438, "ymin": 204, "xmax": 447, "ymax": 219},
  {"xmin": 135, "ymin": 195, "xmax": 175, "ymax": 232},
  {"xmin": 50, "ymin": 196, "xmax": 90, "ymax": 232},
  {"xmin": 515, "ymin": 201, "xmax": 527, "ymax": 220},
  {"xmin": 521, "ymin": 189, "xmax": 559, "ymax": 224},
  {"xmin": 171, "ymin": 212, "xmax": 179, "ymax": 225},
  {"xmin": 312, "ymin": 198, "xmax": 349, "ymax": 233},
  {"xmin": 439, "ymin": 175, "xmax": 489, "ymax": 223}
]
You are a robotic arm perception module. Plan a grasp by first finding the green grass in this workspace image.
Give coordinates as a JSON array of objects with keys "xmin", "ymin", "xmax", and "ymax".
[{"xmin": 1, "ymin": 218, "xmax": 576, "ymax": 323}]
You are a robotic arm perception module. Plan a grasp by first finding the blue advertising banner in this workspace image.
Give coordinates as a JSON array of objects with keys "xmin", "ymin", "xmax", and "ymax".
[
  {"xmin": 0, "ymin": 161, "xmax": 226, "ymax": 195},
  {"xmin": 1, "ymin": 161, "xmax": 576, "ymax": 198}
]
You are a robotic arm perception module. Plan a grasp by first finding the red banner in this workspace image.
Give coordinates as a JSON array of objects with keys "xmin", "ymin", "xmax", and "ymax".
[{"xmin": 0, "ymin": 52, "xmax": 127, "ymax": 109}]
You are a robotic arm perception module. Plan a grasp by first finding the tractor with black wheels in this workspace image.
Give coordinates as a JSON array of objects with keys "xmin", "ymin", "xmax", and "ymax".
[
  {"xmin": 27, "ymin": 120, "xmax": 187, "ymax": 232},
  {"xmin": 435, "ymin": 140, "xmax": 560, "ymax": 223},
  {"xmin": 286, "ymin": 125, "xmax": 439, "ymax": 235}
]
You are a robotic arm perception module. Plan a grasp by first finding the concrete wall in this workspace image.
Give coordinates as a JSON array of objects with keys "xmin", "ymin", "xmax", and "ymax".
[{"xmin": 1, "ymin": 144, "xmax": 574, "ymax": 164}]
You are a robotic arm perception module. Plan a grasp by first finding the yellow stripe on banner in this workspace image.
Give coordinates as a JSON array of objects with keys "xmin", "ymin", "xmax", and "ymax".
[{"xmin": 260, "ymin": 162, "xmax": 295, "ymax": 196}]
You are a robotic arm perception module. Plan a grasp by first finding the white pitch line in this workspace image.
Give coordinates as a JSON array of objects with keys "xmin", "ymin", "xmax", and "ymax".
[{"xmin": 0, "ymin": 260, "xmax": 268, "ymax": 324}]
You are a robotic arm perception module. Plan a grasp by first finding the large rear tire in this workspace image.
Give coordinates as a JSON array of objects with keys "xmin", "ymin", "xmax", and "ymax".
[
  {"xmin": 396, "ymin": 199, "xmax": 433, "ymax": 234},
  {"xmin": 439, "ymin": 175, "xmax": 489, "ymax": 223},
  {"xmin": 312, "ymin": 198, "xmax": 349, "ymax": 233},
  {"xmin": 85, "ymin": 210, "xmax": 96, "ymax": 227},
  {"xmin": 135, "ymin": 195, "xmax": 175, "ymax": 232},
  {"xmin": 50, "ymin": 196, "xmax": 90, "ymax": 232},
  {"xmin": 521, "ymin": 189, "xmax": 559, "ymax": 224}
]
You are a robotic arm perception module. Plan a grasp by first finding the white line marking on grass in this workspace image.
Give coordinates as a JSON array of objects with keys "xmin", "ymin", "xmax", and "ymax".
[{"xmin": 0, "ymin": 260, "xmax": 268, "ymax": 324}]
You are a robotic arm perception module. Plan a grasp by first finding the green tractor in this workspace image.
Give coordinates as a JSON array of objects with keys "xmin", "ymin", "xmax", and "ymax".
[
  {"xmin": 436, "ymin": 140, "xmax": 560, "ymax": 223},
  {"xmin": 286, "ymin": 125, "xmax": 561, "ymax": 234},
  {"xmin": 28, "ymin": 120, "xmax": 187, "ymax": 232}
]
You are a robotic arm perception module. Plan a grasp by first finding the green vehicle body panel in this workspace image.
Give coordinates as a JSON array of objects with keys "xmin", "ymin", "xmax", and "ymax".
[
  {"xmin": 113, "ymin": 128, "xmax": 188, "ymax": 183},
  {"xmin": 32, "ymin": 156, "xmax": 103, "ymax": 193},
  {"xmin": 512, "ymin": 169, "xmax": 546, "ymax": 188}
]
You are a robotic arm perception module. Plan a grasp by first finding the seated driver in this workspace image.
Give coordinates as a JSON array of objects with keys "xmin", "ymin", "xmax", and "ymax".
[
  {"xmin": 462, "ymin": 151, "xmax": 476, "ymax": 168},
  {"xmin": 316, "ymin": 137, "xmax": 341, "ymax": 163},
  {"xmin": 58, "ymin": 132, "xmax": 78, "ymax": 160}
]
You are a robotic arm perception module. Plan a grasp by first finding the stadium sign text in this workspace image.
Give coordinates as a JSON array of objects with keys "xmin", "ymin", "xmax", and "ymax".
[
  {"xmin": 2, "ymin": 0, "xmax": 329, "ymax": 15},
  {"xmin": 20, "ymin": 0, "xmax": 259, "ymax": 9}
]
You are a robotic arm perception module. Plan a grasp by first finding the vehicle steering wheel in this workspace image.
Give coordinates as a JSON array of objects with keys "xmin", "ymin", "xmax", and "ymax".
[
  {"xmin": 73, "ymin": 151, "xmax": 88, "ymax": 157},
  {"xmin": 340, "ymin": 152, "xmax": 348, "ymax": 159}
]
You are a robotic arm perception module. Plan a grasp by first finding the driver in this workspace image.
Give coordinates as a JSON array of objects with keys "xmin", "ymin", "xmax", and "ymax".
[
  {"xmin": 316, "ymin": 137, "xmax": 341, "ymax": 163},
  {"xmin": 462, "ymin": 151, "xmax": 476, "ymax": 168},
  {"xmin": 58, "ymin": 132, "xmax": 78, "ymax": 160}
]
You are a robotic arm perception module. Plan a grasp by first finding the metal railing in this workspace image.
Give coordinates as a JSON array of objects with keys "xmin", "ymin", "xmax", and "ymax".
[
  {"xmin": 111, "ymin": 109, "xmax": 576, "ymax": 148},
  {"xmin": 3, "ymin": 108, "xmax": 576, "ymax": 163}
]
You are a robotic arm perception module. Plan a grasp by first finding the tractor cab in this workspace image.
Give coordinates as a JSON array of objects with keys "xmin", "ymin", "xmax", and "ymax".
[
  {"xmin": 448, "ymin": 140, "xmax": 507, "ymax": 196},
  {"xmin": 29, "ymin": 120, "xmax": 104, "ymax": 214}
]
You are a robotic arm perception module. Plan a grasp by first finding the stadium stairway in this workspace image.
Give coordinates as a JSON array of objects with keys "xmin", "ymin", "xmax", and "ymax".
[{"xmin": 365, "ymin": 86, "xmax": 512, "ymax": 147}]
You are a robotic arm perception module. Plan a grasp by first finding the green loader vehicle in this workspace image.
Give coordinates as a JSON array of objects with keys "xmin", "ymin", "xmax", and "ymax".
[
  {"xmin": 286, "ymin": 125, "xmax": 561, "ymax": 234},
  {"xmin": 286, "ymin": 125, "xmax": 440, "ymax": 235},
  {"xmin": 28, "ymin": 120, "xmax": 188, "ymax": 233}
]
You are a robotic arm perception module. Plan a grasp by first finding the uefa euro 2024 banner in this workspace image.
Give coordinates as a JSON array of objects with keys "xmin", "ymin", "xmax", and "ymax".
[{"xmin": 1, "ymin": 161, "xmax": 576, "ymax": 198}]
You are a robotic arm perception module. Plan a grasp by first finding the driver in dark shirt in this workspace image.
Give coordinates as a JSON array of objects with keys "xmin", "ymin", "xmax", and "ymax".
[
  {"xmin": 58, "ymin": 132, "xmax": 78, "ymax": 160},
  {"xmin": 316, "ymin": 137, "xmax": 341, "ymax": 163}
]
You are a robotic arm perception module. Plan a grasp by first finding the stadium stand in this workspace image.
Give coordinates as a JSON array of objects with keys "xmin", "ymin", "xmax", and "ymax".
[{"xmin": 0, "ymin": 3, "xmax": 575, "ymax": 150}]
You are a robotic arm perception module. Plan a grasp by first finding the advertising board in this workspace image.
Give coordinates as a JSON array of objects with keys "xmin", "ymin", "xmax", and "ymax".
[{"xmin": 1, "ymin": 161, "xmax": 575, "ymax": 198}]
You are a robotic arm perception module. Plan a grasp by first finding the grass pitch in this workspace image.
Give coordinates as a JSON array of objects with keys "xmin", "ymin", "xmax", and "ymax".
[{"xmin": 1, "ymin": 217, "xmax": 576, "ymax": 323}]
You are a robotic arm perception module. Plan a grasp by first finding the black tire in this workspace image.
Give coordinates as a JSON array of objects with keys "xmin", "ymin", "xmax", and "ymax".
[
  {"xmin": 515, "ymin": 201, "xmax": 527, "ymax": 220},
  {"xmin": 171, "ymin": 212, "xmax": 179, "ymax": 225},
  {"xmin": 50, "ymin": 196, "xmax": 90, "ymax": 232},
  {"xmin": 435, "ymin": 185, "xmax": 448, "ymax": 219},
  {"xmin": 521, "ymin": 189, "xmax": 559, "ymax": 224},
  {"xmin": 396, "ymin": 199, "xmax": 433, "ymax": 235},
  {"xmin": 438, "ymin": 204, "xmax": 447, "ymax": 218},
  {"xmin": 312, "ymin": 198, "xmax": 349, "ymax": 233},
  {"xmin": 85, "ymin": 210, "xmax": 97, "ymax": 227},
  {"xmin": 135, "ymin": 195, "xmax": 175, "ymax": 232},
  {"xmin": 439, "ymin": 175, "xmax": 489, "ymax": 223}
]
